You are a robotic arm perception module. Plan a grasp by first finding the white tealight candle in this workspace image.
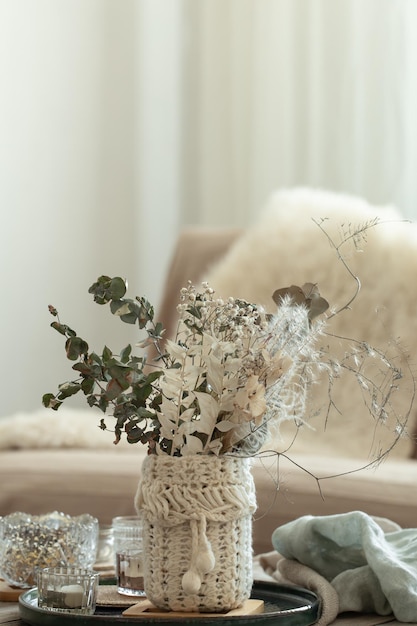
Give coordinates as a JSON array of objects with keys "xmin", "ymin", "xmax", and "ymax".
[
  {"xmin": 59, "ymin": 584, "xmax": 85, "ymax": 609},
  {"xmin": 124, "ymin": 555, "xmax": 143, "ymax": 577}
]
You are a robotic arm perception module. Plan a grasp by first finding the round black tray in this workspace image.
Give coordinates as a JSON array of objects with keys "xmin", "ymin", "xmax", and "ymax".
[{"xmin": 19, "ymin": 580, "xmax": 321, "ymax": 626}]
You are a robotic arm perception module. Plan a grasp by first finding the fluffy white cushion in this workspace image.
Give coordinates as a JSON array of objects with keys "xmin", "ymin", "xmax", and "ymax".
[
  {"xmin": 0, "ymin": 407, "xmax": 132, "ymax": 450},
  {"xmin": 206, "ymin": 187, "xmax": 417, "ymax": 460}
]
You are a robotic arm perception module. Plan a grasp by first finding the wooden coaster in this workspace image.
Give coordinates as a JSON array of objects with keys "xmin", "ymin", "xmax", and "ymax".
[
  {"xmin": 96, "ymin": 585, "xmax": 141, "ymax": 607},
  {"xmin": 0, "ymin": 579, "xmax": 25, "ymax": 602},
  {"xmin": 94, "ymin": 563, "xmax": 116, "ymax": 575},
  {"xmin": 122, "ymin": 598, "xmax": 265, "ymax": 618},
  {"xmin": 95, "ymin": 567, "xmax": 116, "ymax": 581}
]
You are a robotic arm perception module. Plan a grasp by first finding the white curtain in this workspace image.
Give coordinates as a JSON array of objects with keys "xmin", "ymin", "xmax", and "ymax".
[
  {"xmin": 178, "ymin": 0, "xmax": 417, "ymax": 224},
  {"xmin": 1, "ymin": 0, "xmax": 416, "ymax": 417},
  {"xmin": 0, "ymin": 1, "xmax": 142, "ymax": 417}
]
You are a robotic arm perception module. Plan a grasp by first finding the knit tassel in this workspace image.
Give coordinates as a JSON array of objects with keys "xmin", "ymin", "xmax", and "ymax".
[{"xmin": 181, "ymin": 516, "xmax": 215, "ymax": 595}]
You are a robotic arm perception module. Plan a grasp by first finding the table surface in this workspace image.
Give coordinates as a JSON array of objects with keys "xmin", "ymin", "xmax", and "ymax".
[
  {"xmin": 2, "ymin": 600, "xmax": 417, "ymax": 626},
  {"xmin": 0, "ymin": 601, "xmax": 20, "ymax": 625}
]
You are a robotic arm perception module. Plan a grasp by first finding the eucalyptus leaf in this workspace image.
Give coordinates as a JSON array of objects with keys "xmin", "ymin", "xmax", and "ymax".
[
  {"xmin": 42, "ymin": 393, "xmax": 62, "ymax": 410},
  {"xmin": 108, "ymin": 364, "xmax": 131, "ymax": 389},
  {"xmin": 87, "ymin": 395, "xmax": 98, "ymax": 408},
  {"xmin": 136, "ymin": 407, "xmax": 157, "ymax": 419},
  {"xmin": 120, "ymin": 311, "xmax": 139, "ymax": 325},
  {"xmin": 120, "ymin": 344, "xmax": 132, "ymax": 363},
  {"xmin": 126, "ymin": 427, "xmax": 144, "ymax": 444},
  {"xmin": 109, "ymin": 276, "xmax": 127, "ymax": 299},
  {"xmin": 102, "ymin": 345, "xmax": 113, "ymax": 362},
  {"xmin": 137, "ymin": 300, "xmax": 154, "ymax": 328},
  {"xmin": 72, "ymin": 362, "xmax": 92, "ymax": 376},
  {"xmin": 88, "ymin": 275, "xmax": 113, "ymax": 304},
  {"xmin": 110, "ymin": 299, "xmax": 135, "ymax": 317},
  {"xmin": 105, "ymin": 379, "xmax": 124, "ymax": 400},
  {"xmin": 148, "ymin": 322, "xmax": 164, "ymax": 340},
  {"xmin": 81, "ymin": 377, "xmax": 95, "ymax": 395},
  {"xmin": 65, "ymin": 336, "xmax": 88, "ymax": 360},
  {"xmin": 98, "ymin": 396, "xmax": 109, "ymax": 413},
  {"xmin": 132, "ymin": 382, "xmax": 153, "ymax": 402},
  {"xmin": 50, "ymin": 322, "xmax": 69, "ymax": 336},
  {"xmin": 57, "ymin": 382, "xmax": 82, "ymax": 399}
]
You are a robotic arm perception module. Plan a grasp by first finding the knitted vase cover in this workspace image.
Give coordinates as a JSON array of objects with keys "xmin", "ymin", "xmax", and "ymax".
[{"xmin": 134, "ymin": 454, "xmax": 257, "ymax": 613}]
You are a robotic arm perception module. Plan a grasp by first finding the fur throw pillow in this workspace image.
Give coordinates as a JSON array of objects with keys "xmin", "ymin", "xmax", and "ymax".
[
  {"xmin": 205, "ymin": 187, "xmax": 417, "ymax": 461},
  {"xmin": 0, "ymin": 407, "xmax": 132, "ymax": 450}
]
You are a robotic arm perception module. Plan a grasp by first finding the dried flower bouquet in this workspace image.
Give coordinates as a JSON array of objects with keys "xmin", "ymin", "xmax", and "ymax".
[
  {"xmin": 43, "ymin": 219, "xmax": 413, "ymax": 464},
  {"xmin": 43, "ymin": 277, "xmax": 329, "ymax": 457}
]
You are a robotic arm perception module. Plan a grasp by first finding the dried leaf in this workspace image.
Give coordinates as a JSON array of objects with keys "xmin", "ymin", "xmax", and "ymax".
[
  {"xmin": 178, "ymin": 407, "xmax": 195, "ymax": 423},
  {"xmin": 272, "ymin": 283, "xmax": 329, "ymax": 322},
  {"xmin": 158, "ymin": 397, "xmax": 179, "ymax": 422},
  {"xmin": 203, "ymin": 354, "xmax": 224, "ymax": 395},
  {"xmin": 165, "ymin": 339, "xmax": 187, "ymax": 361},
  {"xmin": 214, "ymin": 420, "xmax": 236, "ymax": 432},
  {"xmin": 182, "ymin": 434, "xmax": 204, "ymax": 455},
  {"xmin": 273, "ymin": 285, "xmax": 306, "ymax": 307},
  {"xmin": 194, "ymin": 392, "xmax": 219, "ymax": 434}
]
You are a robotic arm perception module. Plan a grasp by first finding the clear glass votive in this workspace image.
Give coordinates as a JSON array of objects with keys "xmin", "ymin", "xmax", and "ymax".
[
  {"xmin": 0, "ymin": 511, "xmax": 99, "ymax": 588},
  {"xmin": 112, "ymin": 516, "xmax": 145, "ymax": 596},
  {"xmin": 37, "ymin": 566, "xmax": 99, "ymax": 615},
  {"xmin": 95, "ymin": 524, "xmax": 115, "ymax": 570}
]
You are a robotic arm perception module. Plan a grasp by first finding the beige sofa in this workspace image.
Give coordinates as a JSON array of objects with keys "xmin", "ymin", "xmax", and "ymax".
[{"xmin": 1, "ymin": 188, "xmax": 417, "ymax": 556}]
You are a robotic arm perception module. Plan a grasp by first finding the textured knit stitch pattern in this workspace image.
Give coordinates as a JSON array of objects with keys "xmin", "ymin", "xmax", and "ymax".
[{"xmin": 135, "ymin": 455, "xmax": 257, "ymax": 613}]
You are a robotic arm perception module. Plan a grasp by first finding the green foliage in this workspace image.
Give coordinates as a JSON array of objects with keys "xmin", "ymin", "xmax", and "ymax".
[{"xmin": 43, "ymin": 276, "xmax": 165, "ymax": 447}]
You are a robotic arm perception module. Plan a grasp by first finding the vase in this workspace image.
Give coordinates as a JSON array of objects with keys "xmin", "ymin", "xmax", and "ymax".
[{"xmin": 134, "ymin": 454, "xmax": 257, "ymax": 613}]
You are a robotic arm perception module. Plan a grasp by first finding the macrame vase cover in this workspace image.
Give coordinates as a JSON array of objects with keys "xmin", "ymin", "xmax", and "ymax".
[{"xmin": 135, "ymin": 454, "xmax": 257, "ymax": 612}]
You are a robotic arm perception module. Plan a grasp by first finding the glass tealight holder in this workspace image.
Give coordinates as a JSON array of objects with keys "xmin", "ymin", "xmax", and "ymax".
[
  {"xmin": 112, "ymin": 516, "xmax": 145, "ymax": 596},
  {"xmin": 95, "ymin": 524, "xmax": 115, "ymax": 571},
  {"xmin": 37, "ymin": 566, "xmax": 99, "ymax": 615},
  {"xmin": 0, "ymin": 511, "xmax": 99, "ymax": 588}
]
